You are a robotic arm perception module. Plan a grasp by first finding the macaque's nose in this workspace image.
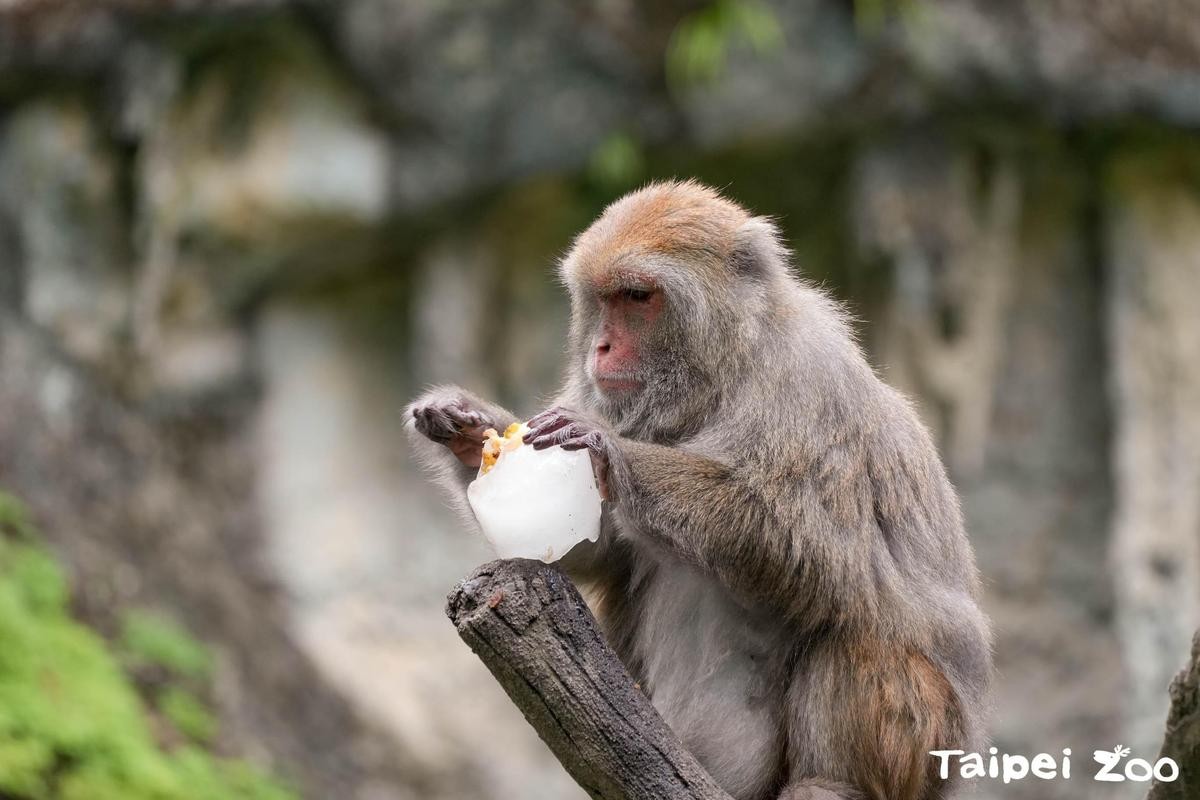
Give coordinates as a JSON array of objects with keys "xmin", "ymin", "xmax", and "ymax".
[{"xmin": 594, "ymin": 336, "xmax": 617, "ymax": 374}]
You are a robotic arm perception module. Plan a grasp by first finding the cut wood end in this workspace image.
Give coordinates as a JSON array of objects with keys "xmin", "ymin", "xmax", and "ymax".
[{"xmin": 445, "ymin": 558, "xmax": 548, "ymax": 627}]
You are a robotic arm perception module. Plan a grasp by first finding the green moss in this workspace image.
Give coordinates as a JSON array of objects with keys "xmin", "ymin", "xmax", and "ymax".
[
  {"xmin": 119, "ymin": 612, "xmax": 213, "ymax": 682},
  {"xmin": 0, "ymin": 493, "xmax": 35, "ymax": 540},
  {"xmin": 0, "ymin": 738, "xmax": 54, "ymax": 796},
  {"xmin": 158, "ymin": 689, "xmax": 217, "ymax": 745},
  {"xmin": 0, "ymin": 490, "xmax": 295, "ymax": 800}
]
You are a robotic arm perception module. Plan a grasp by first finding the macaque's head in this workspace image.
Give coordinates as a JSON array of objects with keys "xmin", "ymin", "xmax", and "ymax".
[{"xmin": 559, "ymin": 180, "xmax": 788, "ymax": 436}]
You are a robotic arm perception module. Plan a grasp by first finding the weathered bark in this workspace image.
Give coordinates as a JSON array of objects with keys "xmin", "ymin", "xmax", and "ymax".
[
  {"xmin": 445, "ymin": 559, "xmax": 732, "ymax": 800},
  {"xmin": 1148, "ymin": 631, "xmax": 1200, "ymax": 800}
]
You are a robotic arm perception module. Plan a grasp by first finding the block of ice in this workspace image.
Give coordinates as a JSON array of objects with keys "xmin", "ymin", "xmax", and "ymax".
[{"xmin": 467, "ymin": 442, "xmax": 602, "ymax": 563}]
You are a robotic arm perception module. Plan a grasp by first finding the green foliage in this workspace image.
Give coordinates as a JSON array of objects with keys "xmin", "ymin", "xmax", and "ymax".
[
  {"xmin": 588, "ymin": 132, "xmax": 645, "ymax": 189},
  {"xmin": 0, "ymin": 493, "xmax": 35, "ymax": 540},
  {"xmin": 119, "ymin": 612, "xmax": 213, "ymax": 682},
  {"xmin": 0, "ymin": 491, "xmax": 295, "ymax": 800},
  {"xmin": 158, "ymin": 689, "xmax": 217, "ymax": 745},
  {"xmin": 852, "ymin": 0, "xmax": 926, "ymax": 37},
  {"xmin": 666, "ymin": 0, "xmax": 783, "ymax": 88}
]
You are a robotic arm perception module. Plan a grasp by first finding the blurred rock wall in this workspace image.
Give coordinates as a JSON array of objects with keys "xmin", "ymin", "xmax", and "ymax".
[{"xmin": 2, "ymin": 2, "xmax": 1199, "ymax": 799}]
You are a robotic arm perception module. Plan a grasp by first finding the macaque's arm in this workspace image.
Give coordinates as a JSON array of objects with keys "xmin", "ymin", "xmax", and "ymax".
[
  {"xmin": 618, "ymin": 440, "xmax": 884, "ymax": 627},
  {"xmin": 526, "ymin": 408, "xmax": 881, "ymax": 626}
]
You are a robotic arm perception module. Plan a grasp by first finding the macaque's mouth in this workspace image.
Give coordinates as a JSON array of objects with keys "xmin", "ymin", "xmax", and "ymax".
[{"xmin": 594, "ymin": 375, "xmax": 643, "ymax": 393}]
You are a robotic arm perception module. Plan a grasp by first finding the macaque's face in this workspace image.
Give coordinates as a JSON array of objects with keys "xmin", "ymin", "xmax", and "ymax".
[
  {"xmin": 589, "ymin": 276, "xmax": 664, "ymax": 396},
  {"xmin": 561, "ymin": 180, "xmax": 740, "ymax": 433}
]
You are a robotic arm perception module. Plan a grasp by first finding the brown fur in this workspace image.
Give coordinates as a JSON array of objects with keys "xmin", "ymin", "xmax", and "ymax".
[
  {"xmin": 793, "ymin": 643, "xmax": 963, "ymax": 800},
  {"xmin": 407, "ymin": 180, "xmax": 993, "ymax": 799},
  {"xmin": 569, "ymin": 180, "xmax": 747, "ymax": 288}
]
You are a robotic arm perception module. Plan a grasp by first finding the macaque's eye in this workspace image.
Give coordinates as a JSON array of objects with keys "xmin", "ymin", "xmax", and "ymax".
[{"xmin": 623, "ymin": 288, "xmax": 654, "ymax": 303}]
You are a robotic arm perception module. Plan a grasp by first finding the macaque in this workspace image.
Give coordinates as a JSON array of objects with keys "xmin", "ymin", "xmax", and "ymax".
[{"xmin": 407, "ymin": 180, "xmax": 992, "ymax": 800}]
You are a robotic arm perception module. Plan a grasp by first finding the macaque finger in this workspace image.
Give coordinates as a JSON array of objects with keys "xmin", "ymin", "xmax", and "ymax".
[
  {"xmin": 446, "ymin": 407, "xmax": 485, "ymax": 432},
  {"xmin": 527, "ymin": 428, "xmax": 572, "ymax": 449},
  {"xmin": 414, "ymin": 407, "xmax": 452, "ymax": 442},
  {"xmin": 526, "ymin": 408, "xmax": 568, "ymax": 427},
  {"xmin": 524, "ymin": 416, "xmax": 571, "ymax": 443},
  {"xmin": 524, "ymin": 407, "xmax": 564, "ymax": 429},
  {"xmin": 527, "ymin": 405, "xmax": 584, "ymax": 432}
]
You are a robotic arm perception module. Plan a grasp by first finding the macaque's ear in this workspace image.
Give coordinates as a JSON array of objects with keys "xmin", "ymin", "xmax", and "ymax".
[{"xmin": 728, "ymin": 216, "xmax": 788, "ymax": 278}]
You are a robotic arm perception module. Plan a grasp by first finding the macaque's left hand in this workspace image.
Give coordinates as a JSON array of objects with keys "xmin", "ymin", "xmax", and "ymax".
[
  {"xmin": 408, "ymin": 388, "xmax": 496, "ymax": 468},
  {"xmin": 524, "ymin": 406, "xmax": 615, "ymax": 500}
]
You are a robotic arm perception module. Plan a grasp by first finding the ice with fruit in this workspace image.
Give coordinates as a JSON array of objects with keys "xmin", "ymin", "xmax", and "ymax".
[{"xmin": 467, "ymin": 422, "xmax": 602, "ymax": 562}]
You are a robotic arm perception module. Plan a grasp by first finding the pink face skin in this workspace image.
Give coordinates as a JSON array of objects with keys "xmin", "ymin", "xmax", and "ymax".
[{"xmin": 592, "ymin": 279, "xmax": 663, "ymax": 393}]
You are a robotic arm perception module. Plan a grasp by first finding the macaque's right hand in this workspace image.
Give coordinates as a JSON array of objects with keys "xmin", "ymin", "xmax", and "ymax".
[{"xmin": 407, "ymin": 388, "xmax": 493, "ymax": 469}]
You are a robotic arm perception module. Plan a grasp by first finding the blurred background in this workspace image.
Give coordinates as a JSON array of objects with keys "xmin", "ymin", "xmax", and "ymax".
[{"xmin": 1, "ymin": 1, "xmax": 1198, "ymax": 799}]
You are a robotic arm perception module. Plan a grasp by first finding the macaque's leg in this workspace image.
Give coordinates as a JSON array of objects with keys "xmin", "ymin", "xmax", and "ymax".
[{"xmin": 787, "ymin": 639, "xmax": 964, "ymax": 800}]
